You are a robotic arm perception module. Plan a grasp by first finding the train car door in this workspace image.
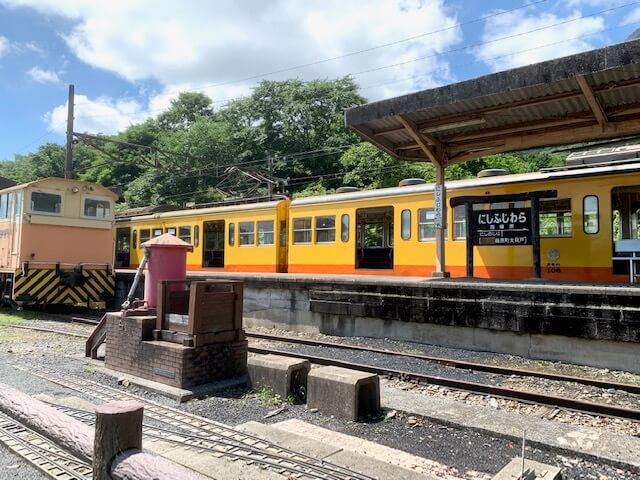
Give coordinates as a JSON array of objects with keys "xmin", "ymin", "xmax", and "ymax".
[
  {"xmin": 202, "ymin": 220, "xmax": 225, "ymax": 268},
  {"xmin": 115, "ymin": 227, "xmax": 131, "ymax": 268},
  {"xmin": 611, "ymin": 186, "xmax": 640, "ymax": 282},
  {"xmin": 277, "ymin": 220, "xmax": 288, "ymax": 273},
  {"xmin": 355, "ymin": 207, "xmax": 394, "ymax": 269}
]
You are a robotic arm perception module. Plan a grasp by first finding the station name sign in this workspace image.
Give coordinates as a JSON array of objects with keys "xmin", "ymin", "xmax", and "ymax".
[{"xmin": 470, "ymin": 207, "xmax": 532, "ymax": 246}]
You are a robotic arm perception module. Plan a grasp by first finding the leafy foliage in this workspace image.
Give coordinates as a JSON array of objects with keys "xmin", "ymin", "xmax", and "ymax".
[{"xmin": 0, "ymin": 77, "xmax": 568, "ymax": 207}]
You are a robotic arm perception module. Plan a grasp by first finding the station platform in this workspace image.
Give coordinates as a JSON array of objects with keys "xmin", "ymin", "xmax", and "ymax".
[{"xmin": 115, "ymin": 270, "xmax": 640, "ymax": 374}]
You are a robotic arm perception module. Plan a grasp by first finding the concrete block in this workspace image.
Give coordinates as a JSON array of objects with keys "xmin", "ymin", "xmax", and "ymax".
[
  {"xmin": 307, "ymin": 366, "xmax": 379, "ymax": 421},
  {"xmin": 493, "ymin": 457, "xmax": 562, "ymax": 480},
  {"xmin": 248, "ymin": 354, "xmax": 310, "ymax": 400}
]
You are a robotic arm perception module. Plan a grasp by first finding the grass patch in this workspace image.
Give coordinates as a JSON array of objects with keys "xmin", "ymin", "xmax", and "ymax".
[
  {"xmin": 83, "ymin": 366, "xmax": 96, "ymax": 374},
  {"xmin": 0, "ymin": 313, "xmax": 28, "ymax": 325},
  {"xmin": 252, "ymin": 386, "xmax": 293, "ymax": 407}
]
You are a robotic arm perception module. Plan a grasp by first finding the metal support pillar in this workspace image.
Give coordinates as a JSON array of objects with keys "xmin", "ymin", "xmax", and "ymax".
[{"xmin": 432, "ymin": 161, "xmax": 450, "ymax": 278}]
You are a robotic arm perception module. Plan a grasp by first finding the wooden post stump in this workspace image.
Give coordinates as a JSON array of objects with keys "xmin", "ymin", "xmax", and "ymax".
[{"xmin": 93, "ymin": 400, "xmax": 144, "ymax": 480}]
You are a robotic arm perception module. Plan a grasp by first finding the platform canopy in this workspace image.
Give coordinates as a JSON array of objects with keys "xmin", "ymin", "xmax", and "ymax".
[{"xmin": 345, "ymin": 38, "xmax": 640, "ymax": 165}]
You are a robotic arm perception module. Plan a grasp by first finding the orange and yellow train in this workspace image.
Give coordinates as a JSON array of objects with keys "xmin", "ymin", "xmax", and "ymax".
[
  {"xmin": 0, "ymin": 178, "xmax": 117, "ymax": 308},
  {"xmin": 115, "ymin": 147, "xmax": 640, "ymax": 284}
]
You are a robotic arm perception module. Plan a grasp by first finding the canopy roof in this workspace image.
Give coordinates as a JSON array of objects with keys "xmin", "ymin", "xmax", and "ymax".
[{"xmin": 345, "ymin": 39, "xmax": 640, "ymax": 165}]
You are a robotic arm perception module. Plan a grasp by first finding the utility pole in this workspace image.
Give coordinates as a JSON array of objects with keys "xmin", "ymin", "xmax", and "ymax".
[
  {"xmin": 267, "ymin": 155, "xmax": 274, "ymax": 199},
  {"xmin": 64, "ymin": 84, "xmax": 75, "ymax": 179}
]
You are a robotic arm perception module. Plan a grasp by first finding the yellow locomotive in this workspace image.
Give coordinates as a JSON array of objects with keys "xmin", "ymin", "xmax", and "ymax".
[
  {"xmin": 0, "ymin": 178, "xmax": 117, "ymax": 309},
  {"xmin": 116, "ymin": 146, "xmax": 640, "ymax": 284}
]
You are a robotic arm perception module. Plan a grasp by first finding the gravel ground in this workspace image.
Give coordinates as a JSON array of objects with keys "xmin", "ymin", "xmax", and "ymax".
[{"xmin": 0, "ymin": 311, "xmax": 637, "ymax": 479}]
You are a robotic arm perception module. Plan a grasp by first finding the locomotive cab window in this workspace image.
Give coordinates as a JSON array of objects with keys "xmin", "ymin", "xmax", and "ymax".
[
  {"xmin": 30, "ymin": 191, "xmax": 62, "ymax": 215},
  {"xmin": 315, "ymin": 216, "xmax": 336, "ymax": 243},
  {"xmin": 83, "ymin": 197, "xmax": 112, "ymax": 219},
  {"xmin": 539, "ymin": 198, "xmax": 572, "ymax": 237},
  {"xmin": 583, "ymin": 195, "xmax": 599, "ymax": 234}
]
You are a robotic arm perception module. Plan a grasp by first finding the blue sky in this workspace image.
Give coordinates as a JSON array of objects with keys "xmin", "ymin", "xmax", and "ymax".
[{"xmin": 0, "ymin": 0, "xmax": 639, "ymax": 160}]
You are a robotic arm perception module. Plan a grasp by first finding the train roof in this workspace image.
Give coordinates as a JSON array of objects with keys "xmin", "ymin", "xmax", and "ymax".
[
  {"xmin": 117, "ymin": 199, "xmax": 284, "ymax": 222},
  {"xmin": 0, "ymin": 177, "xmax": 118, "ymax": 199},
  {"xmin": 291, "ymin": 160, "xmax": 640, "ymax": 206}
]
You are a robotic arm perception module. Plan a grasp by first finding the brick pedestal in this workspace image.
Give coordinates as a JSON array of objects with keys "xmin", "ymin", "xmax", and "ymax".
[{"xmin": 104, "ymin": 313, "xmax": 248, "ymax": 388}]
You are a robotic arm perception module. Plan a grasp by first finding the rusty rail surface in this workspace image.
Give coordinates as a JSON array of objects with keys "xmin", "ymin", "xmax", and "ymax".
[
  {"xmin": 248, "ymin": 346, "xmax": 640, "ymax": 422},
  {"xmin": 26, "ymin": 368, "xmax": 374, "ymax": 480},
  {"xmin": 246, "ymin": 331, "xmax": 640, "ymax": 394}
]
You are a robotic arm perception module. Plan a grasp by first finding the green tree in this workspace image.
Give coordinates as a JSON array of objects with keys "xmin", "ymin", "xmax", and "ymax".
[
  {"xmin": 340, "ymin": 143, "xmax": 434, "ymax": 189},
  {"xmin": 157, "ymin": 92, "xmax": 213, "ymax": 130}
]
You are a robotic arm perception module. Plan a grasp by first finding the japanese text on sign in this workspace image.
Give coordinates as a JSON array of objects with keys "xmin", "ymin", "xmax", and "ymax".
[
  {"xmin": 433, "ymin": 185, "xmax": 443, "ymax": 228},
  {"xmin": 470, "ymin": 207, "xmax": 531, "ymax": 246}
]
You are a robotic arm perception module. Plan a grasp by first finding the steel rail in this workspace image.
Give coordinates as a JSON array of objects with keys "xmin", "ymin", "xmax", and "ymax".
[
  {"xmin": 248, "ymin": 346, "xmax": 640, "ymax": 422},
  {"xmin": 27, "ymin": 368, "xmax": 373, "ymax": 480},
  {"xmin": 47, "ymin": 403, "xmax": 371, "ymax": 480},
  {"xmin": 0, "ymin": 411, "xmax": 92, "ymax": 480},
  {"xmin": 246, "ymin": 331, "xmax": 640, "ymax": 394}
]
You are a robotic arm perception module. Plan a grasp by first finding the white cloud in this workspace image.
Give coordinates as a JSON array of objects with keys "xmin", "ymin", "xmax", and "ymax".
[
  {"xmin": 44, "ymin": 94, "xmax": 148, "ymax": 135},
  {"xmin": 474, "ymin": 10, "xmax": 605, "ymax": 71},
  {"xmin": 27, "ymin": 66, "xmax": 60, "ymax": 83},
  {"xmin": 622, "ymin": 7, "xmax": 640, "ymax": 26},
  {"xmin": 0, "ymin": 36, "xmax": 9, "ymax": 57},
  {"xmin": 0, "ymin": 0, "xmax": 462, "ymax": 104}
]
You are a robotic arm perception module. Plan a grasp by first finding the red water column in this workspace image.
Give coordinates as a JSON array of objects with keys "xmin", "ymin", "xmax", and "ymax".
[{"xmin": 141, "ymin": 233, "xmax": 193, "ymax": 308}]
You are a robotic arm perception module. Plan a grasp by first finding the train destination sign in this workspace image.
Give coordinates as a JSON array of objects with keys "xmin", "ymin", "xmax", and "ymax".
[{"xmin": 470, "ymin": 207, "xmax": 532, "ymax": 246}]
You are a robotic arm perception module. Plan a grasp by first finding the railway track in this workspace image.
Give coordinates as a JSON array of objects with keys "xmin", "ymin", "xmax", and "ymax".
[
  {"xmin": 7, "ymin": 320, "xmax": 640, "ymax": 422},
  {"xmin": 248, "ymin": 345, "xmax": 640, "ymax": 422},
  {"xmin": 246, "ymin": 332, "xmax": 640, "ymax": 395},
  {"xmin": 24, "ymin": 368, "xmax": 374, "ymax": 480},
  {"xmin": 0, "ymin": 411, "xmax": 91, "ymax": 480}
]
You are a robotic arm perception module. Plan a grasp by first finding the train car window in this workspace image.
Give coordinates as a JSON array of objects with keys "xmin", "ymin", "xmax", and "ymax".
[
  {"xmin": 539, "ymin": 199, "xmax": 572, "ymax": 237},
  {"xmin": 228, "ymin": 223, "xmax": 235, "ymax": 246},
  {"xmin": 152, "ymin": 228, "xmax": 163, "ymax": 238},
  {"xmin": 31, "ymin": 191, "xmax": 62, "ymax": 214},
  {"xmin": 166, "ymin": 227, "xmax": 177, "ymax": 236},
  {"xmin": 257, "ymin": 220, "xmax": 274, "ymax": 245},
  {"xmin": 140, "ymin": 229, "xmax": 150, "ymax": 245},
  {"xmin": 179, "ymin": 226, "xmax": 191, "ymax": 244},
  {"xmin": 388, "ymin": 223, "xmax": 394, "ymax": 247},
  {"xmin": 418, "ymin": 208, "xmax": 436, "ymax": 241},
  {"xmin": 0, "ymin": 194, "xmax": 7, "ymax": 219},
  {"xmin": 341, "ymin": 214, "xmax": 350, "ymax": 242},
  {"xmin": 279, "ymin": 221, "xmax": 287, "ymax": 246},
  {"xmin": 453, "ymin": 205, "xmax": 466, "ymax": 240},
  {"xmin": 194, "ymin": 225, "xmax": 200, "ymax": 247},
  {"xmin": 315, "ymin": 216, "xmax": 336, "ymax": 243},
  {"xmin": 401, "ymin": 209, "xmax": 411, "ymax": 240},
  {"xmin": 132, "ymin": 230, "xmax": 138, "ymax": 249},
  {"xmin": 583, "ymin": 195, "xmax": 599, "ymax": 234},
  {"xmin": 83, "ymin": 198, "xmax": 111, "ymax": 218},
  {"xmin": 239, "ymin": 221, "xmax": 255, "ymax": 246},
  {"xmin": 293, "ymin": 218, "xmax": 312, "ymax": 244}
]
